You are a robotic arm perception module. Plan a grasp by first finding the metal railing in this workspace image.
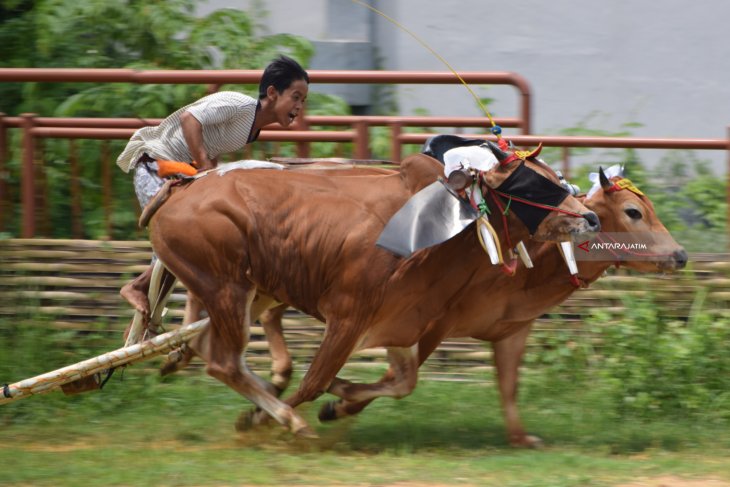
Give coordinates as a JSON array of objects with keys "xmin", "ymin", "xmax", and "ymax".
[
  {"xmin": 0, "ymin": 68, "xmax": 728, "ymax": 240},
  {"xmin": 0, "ymin": 68, "xmax": 532, "ymax": 237}
]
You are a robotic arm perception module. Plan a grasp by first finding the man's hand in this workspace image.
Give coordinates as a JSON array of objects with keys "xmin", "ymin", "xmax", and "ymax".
[{"xmin": 191, "ymin": 159, "xmax": 215, "ymax": 172}]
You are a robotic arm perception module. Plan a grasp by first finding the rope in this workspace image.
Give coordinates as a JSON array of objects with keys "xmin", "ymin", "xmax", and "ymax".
[
  {"xmin": 493, "ymin": 190, "xmax": 585, "ymax": 218},
  {"xmin": 488, "ymin": 190, "xmax": 514, "ymax": 251},
  {"xmin": 502, "ymin": 195, "xmax": 512, "ymax": 216},
  {"xmin": 352, "ymin": 0, "xmax": 504, "ymax": 140},
  {"xmin": 99, "ymin": 368, "xmax": 116, "ymax": 390}
]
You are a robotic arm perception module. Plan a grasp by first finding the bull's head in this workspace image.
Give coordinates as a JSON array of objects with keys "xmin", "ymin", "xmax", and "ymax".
[
  {"xmin": 438, "ymin": 140, "xmax": 599, "ymax": 275},
  {"xmin": 582, "ymin": 165, "xmax": 687, "ymax": 272},
  {"xmin": 380, "ymin": 136, "xmax": 600, "ymax": 274},
  {"xmin": 467, "ymin": 141, "xmax": 600, "ymax": 242}
]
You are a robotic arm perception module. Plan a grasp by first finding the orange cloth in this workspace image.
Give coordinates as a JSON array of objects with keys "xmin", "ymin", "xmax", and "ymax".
[{"xmin": 157, "ymin": 160, "xmax": 198, "ymax": 178}]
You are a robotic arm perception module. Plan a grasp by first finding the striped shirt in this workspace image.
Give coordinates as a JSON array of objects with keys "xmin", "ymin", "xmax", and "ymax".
[{"xmin": 116, "ymin": 91, "xmax": 260, "ymax": 173}]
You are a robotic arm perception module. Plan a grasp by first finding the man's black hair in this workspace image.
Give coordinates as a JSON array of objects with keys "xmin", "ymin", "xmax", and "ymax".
[{"xmin": 258, "ymin": 55, "xmax": 309, "ymax": 99}]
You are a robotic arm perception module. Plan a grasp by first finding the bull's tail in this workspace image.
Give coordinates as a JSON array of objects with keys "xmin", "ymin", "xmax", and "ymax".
[{"xmin": 138, "ymin": 179, "xmax": 184, "ymax": 228}]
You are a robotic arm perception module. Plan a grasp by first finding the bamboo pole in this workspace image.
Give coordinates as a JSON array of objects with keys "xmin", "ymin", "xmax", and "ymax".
[{"xmin": 0, "ymin": 317, "xmax": 208, "ymax": 405}]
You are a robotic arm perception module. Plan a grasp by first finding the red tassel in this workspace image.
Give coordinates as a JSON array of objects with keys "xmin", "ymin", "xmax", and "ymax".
[
  {"xmin": 501, "ymin": 259, "xmax": 518, "ymax": 276},
  {"xmin": 498, "ymin": 138, "xmax": 509, "ymax": 151}
]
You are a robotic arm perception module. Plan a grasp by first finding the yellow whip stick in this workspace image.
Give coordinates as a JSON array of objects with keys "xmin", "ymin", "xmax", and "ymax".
[
  {"xmin": 352, "ymin": 0, "xmax": 505, "ymax": 143},
  {"xmin": 352, "ymin": 1, "xmax": 533, "ymax": 270}
]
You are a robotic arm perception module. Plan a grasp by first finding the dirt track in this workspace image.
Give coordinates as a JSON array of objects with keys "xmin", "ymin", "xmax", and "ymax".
[{"xmin": 615, "ymin": 477, "xmax": 730, "ymax": 487}]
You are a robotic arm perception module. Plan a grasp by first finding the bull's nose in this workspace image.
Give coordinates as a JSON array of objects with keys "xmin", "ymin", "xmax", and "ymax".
[
  {"xmin": 583, "ymin": 211, "xmax": 601, "ymax": 232},
  {"xmin": 673, "ymin": 248, "xmax": 688, "ymax": 269}
]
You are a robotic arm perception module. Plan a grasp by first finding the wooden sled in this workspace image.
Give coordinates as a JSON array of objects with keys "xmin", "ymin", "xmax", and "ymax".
[{"xmin": 1, "ymin": 259, "xmax": 206, "ymax": 405}]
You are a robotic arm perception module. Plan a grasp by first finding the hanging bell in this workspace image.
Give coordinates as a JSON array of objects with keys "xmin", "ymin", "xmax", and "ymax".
[{"xmin": 446, "ymin": 168, "xmax": 473, "ymax": 192}]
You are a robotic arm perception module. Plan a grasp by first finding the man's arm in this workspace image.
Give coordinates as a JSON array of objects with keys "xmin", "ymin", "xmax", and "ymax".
[{"xmin": 180, "ymin": 111, "xmax": 216, "ymax": 171}]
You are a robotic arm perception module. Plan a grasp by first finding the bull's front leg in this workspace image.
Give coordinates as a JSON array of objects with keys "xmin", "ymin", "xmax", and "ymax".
[
  {"xmin": 283, "ymin": 320, "xmax": 361, "ymax": 409},
  {"xmin": 199, "ymin": 285, "xmax": 314, "ymax": 437},
  {"xmin": 318, "ymin": 320, "xmax": 449, "ymax": 421},
  {"xmin": 492, "ymin": 322, "xmax": 543, "ymax": 448},
  {"xmin": 324, "ymin": 344, "xmax": 419, "ymax": 404},
  {"xmin": 243, "ymin": 317, "xmax": 362, "ymax": 434}
]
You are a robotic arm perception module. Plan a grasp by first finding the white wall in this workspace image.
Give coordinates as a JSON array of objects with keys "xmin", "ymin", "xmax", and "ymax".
[
  {"xmin": 200, "ymin": 0, "xmax": 730, "ymax": 170},
  {"xmin": 198, "ymin": 0, "xmax": 329, "ymax": 38}
]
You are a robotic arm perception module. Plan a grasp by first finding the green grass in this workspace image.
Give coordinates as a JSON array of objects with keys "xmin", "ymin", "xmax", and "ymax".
[{"xmin": 2, "ymin": 367, "xmax": 730, "ymax": 487}]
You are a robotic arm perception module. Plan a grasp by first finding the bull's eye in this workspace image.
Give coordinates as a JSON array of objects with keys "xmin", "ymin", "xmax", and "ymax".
[{"xmin": 625, "ymin": 208, "xmax": 642, "ymax": 220}]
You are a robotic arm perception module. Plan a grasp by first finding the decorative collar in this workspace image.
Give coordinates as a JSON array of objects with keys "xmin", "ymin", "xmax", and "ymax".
[
  {"xmin": 604, "ymin": 178, "xmax": 644, "ymax": 196},
  {"xmin": 500, "ymin": 143, "xmax": 543, "ymax": 166}
]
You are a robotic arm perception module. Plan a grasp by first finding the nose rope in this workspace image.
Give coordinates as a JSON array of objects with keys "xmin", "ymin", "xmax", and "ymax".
[
  {"xmin": 487, "ymin": 189, "xmax": 514, "ymax": 251},
  {"xmin": 485, "ymin": 189, "xmax": 518, "ymax": 275},
  {"xmin": 492, "ymin": 190, "xmax": 586, "ymax": 219},
  {"xmin": 473, "ymin": 170, "xmax": 589, "ymax": 274}
]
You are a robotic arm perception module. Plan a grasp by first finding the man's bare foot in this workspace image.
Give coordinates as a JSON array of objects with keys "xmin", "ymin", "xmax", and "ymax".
[
  {"xmin": 120, "ymin": 265, "xmax": 154, "ymax": 316},
  {"xmin": 120, "ymin": 281, "xmax": 151, "ymax": 316}
]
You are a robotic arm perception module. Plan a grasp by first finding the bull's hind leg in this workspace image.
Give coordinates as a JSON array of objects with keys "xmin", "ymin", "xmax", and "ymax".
[
  {"xmin": 196, "ymin": 285, "xmax": 312, "ymax": 436},
  {"xmin": 318, "ymin": 345, "xmax": 419, "ymax": 421},
  {"xmin": 492, "ymin": 322, "xmax": 543, "ymax": 448},
  {"xmin": 234, "ymin": 302, "xmax": 295, "ymax": 430},
  {"xmin": 260, "ymin": 303, "xmax": 293, "ymax": 394}
]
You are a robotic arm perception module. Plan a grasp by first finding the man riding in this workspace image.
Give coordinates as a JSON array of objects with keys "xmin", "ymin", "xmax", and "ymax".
[{"xmin": 116, "ymin": 55, "xmax": 309, "ymax": 324}]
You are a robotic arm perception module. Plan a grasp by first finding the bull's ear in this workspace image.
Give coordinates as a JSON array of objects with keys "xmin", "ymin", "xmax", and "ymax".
[
  {"xmin": 485, "ymin": 140, "xmax": 509, "ymax": 163},
  {"xmin": 599, "ymin": 166, "xmax": 612, "ymax": 189}
]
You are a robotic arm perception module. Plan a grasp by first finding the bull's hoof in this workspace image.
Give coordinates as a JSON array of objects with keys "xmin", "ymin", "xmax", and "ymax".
[
  {"xmin": 159, "ymin": 348, "xmax": 185, "ymax": 376},
  {"xmin": 509, "ymin": 434, "xmax": 544, "ymax": 449},
  {"xmin": 235, "ymin": 409, "xmax": 257, "ymax": 432},
  {"xmin": 318, "ymin": 400, "xmax": 339, "ymax": 422},
  {"xmin": 270, "ymin": 371, "xmax": 292, "ymax": 395},
  {"xmin": 159, "ymin": 359, "xmax": 179, "ymax": 377},
  {"xmin": 235, "ymin": 407, "xmax": 273, "ymax": 432},
  {"xmin": 293, "ymin": 424, "xmax": 318, "ymax": 439}
]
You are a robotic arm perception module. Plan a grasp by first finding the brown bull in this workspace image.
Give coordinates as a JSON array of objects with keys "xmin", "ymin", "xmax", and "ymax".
[
  {"xmin": 148, "ymin": 150, "xmax": 599, "ymax": 435},
  {"xmin": 306, "ymin": 166, "xmax": 687, "ymax": 446}
]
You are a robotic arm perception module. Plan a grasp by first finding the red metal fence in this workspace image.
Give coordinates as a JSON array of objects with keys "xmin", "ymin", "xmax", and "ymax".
[
  {"xmin": 0, "ymin": 68, "xmax": 728, "ymax": 239},
  {"xmin": 0, "ymin": 69, "xmax": 531, "ymax": 237}
]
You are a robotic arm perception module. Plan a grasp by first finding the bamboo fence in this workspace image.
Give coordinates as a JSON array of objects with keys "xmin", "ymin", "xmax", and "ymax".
[{"xmin": 1, "ymin": 239, "xmax": 728, "ymax": 382}]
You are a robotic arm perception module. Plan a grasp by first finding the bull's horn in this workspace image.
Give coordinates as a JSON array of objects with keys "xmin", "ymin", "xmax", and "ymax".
[
  {"xmin": 558, "ymin": 241, "xmax": 579, "ymax": 275},
  {"xmin": 485, "ymin": 140, "xmax": 510, "ymax": 163},
  {"xmin": 598, "ymin": 166, "xmax": 612, "ymax": 190},
  {"xmin": 477, "ymin": 216, "xmax": 503, "ymax": 265},
  {"xmin": 515, "ymin": 241, "xmax": 534, "ymax": 269}
]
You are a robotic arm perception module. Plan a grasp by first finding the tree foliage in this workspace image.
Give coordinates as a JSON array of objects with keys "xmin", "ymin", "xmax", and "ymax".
[
  {"xmin": 539, "ymin": 115, "xmax": 727, "ymax": 253},
  {"xmin": 0, "ymin": 0, "xmax": 331, "ymax": 239}
]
